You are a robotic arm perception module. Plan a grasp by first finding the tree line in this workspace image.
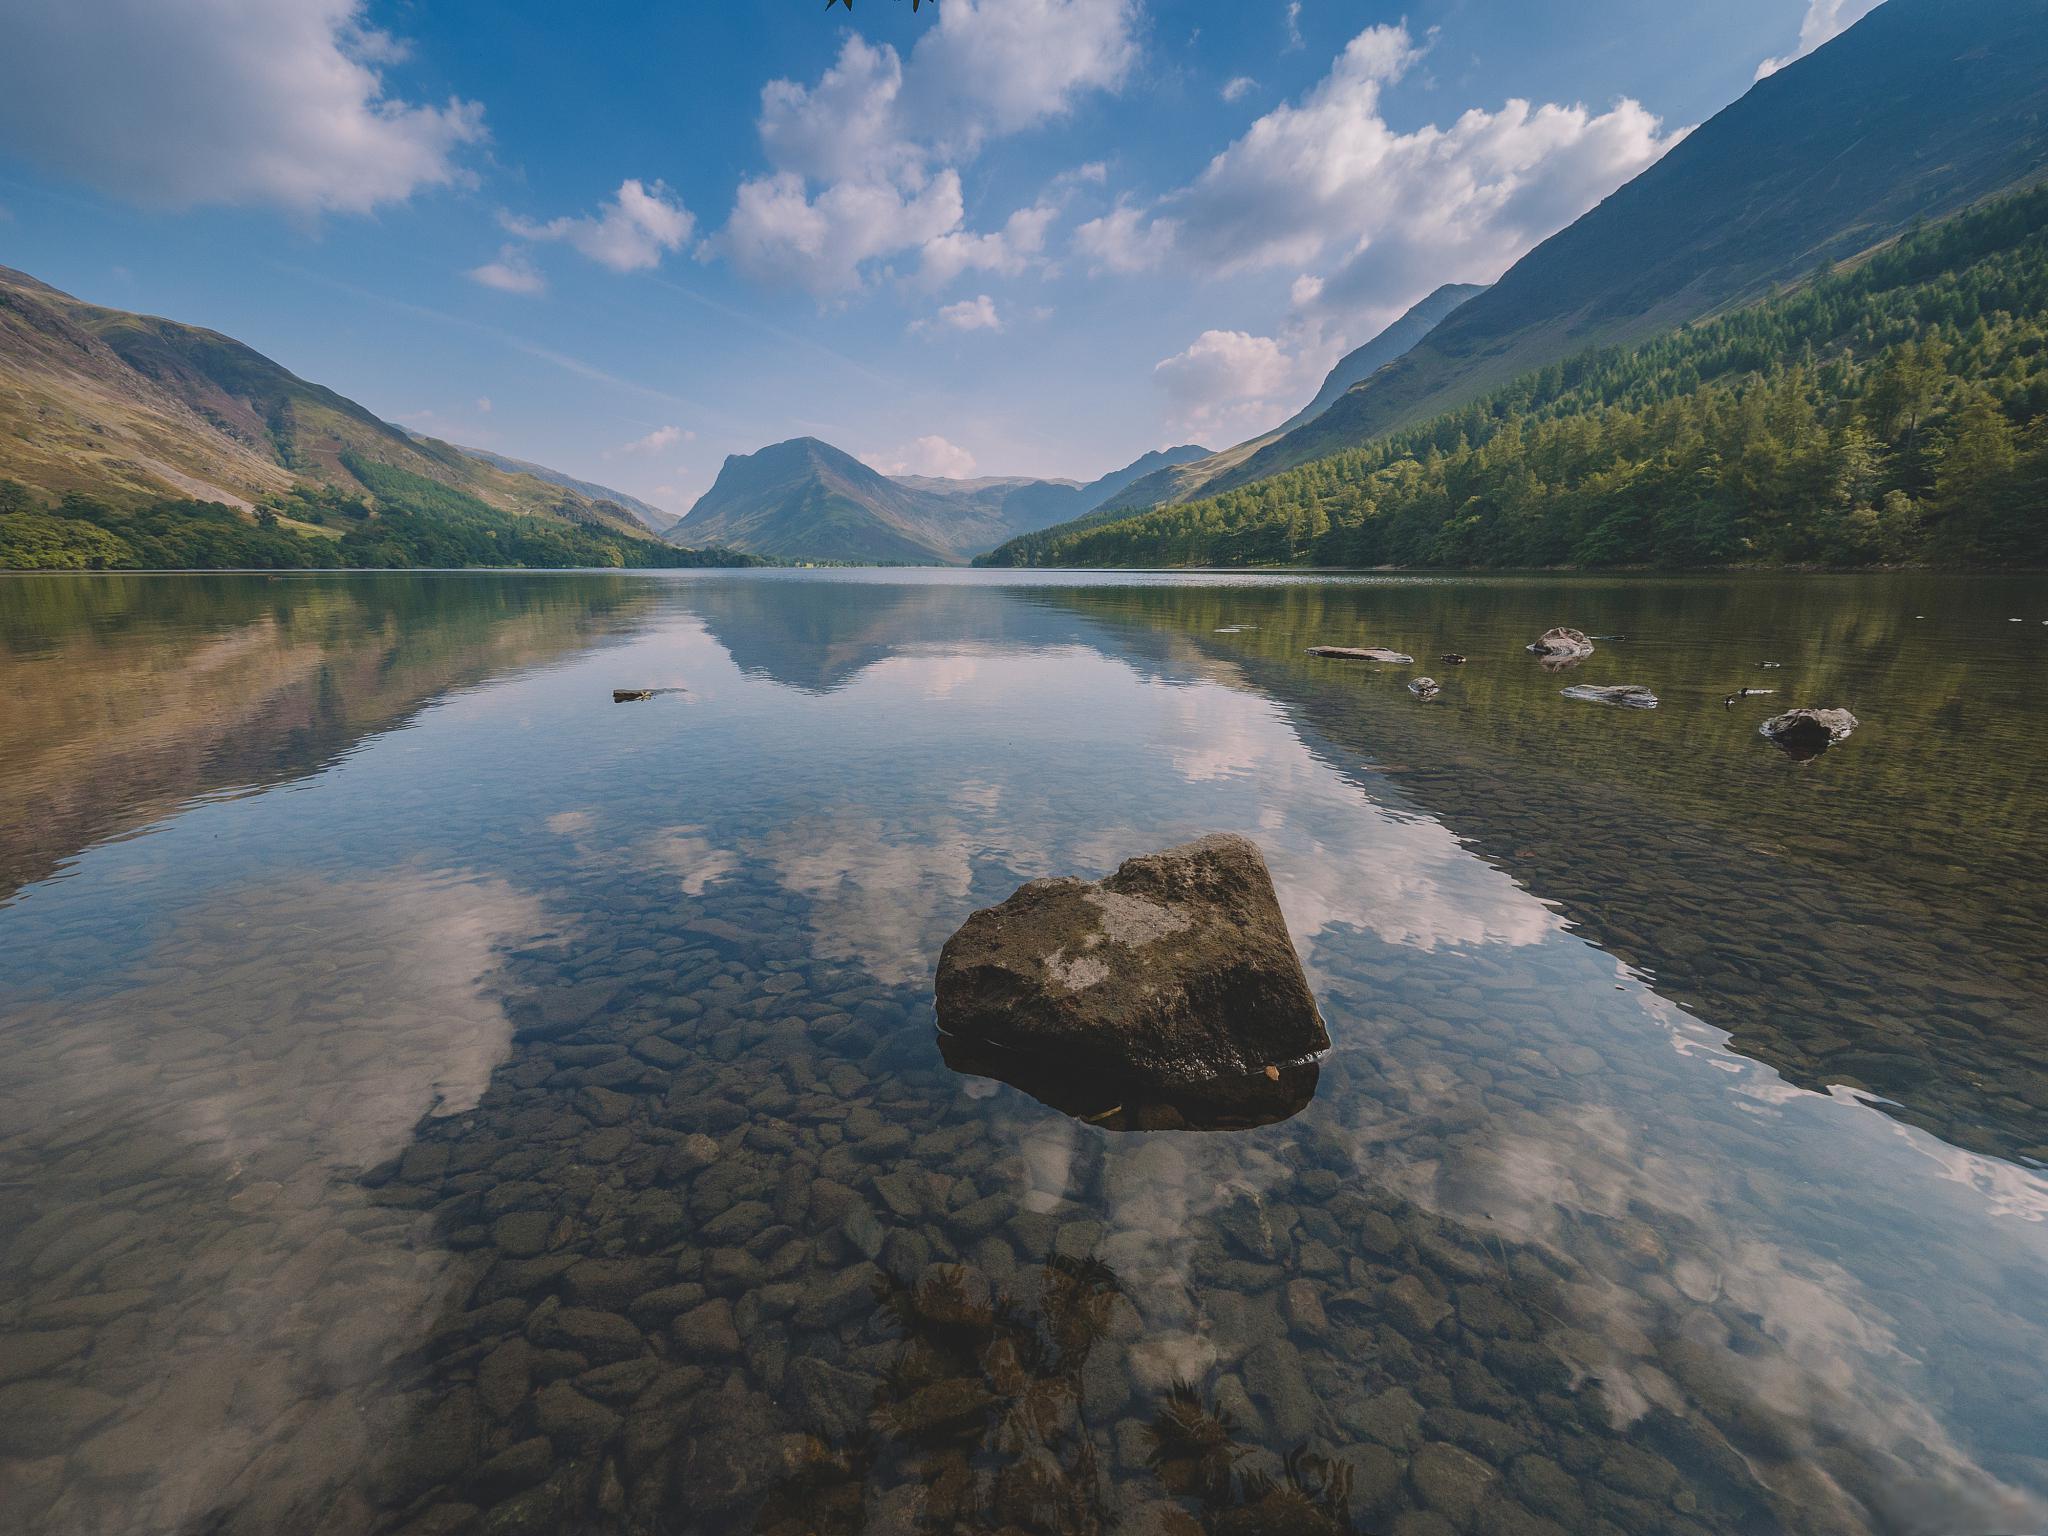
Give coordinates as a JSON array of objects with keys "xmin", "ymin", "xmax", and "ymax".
[
  {"xmin": 984, "ymin": 184, "xmax": 2048, "ymax": 570},
  {"xmin": 0, "ymin": 462, "xmax": 757, "ymax": 572}
]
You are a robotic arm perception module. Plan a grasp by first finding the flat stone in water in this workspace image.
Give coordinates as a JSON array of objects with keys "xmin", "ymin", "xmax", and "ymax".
[{"xmin": 1561, "ymin": 684, "xmax": 1659, "ymax": 709}]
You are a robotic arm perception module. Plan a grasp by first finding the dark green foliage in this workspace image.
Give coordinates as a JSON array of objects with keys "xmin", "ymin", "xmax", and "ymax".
[
  {"xmin": 986, "ymin": 185, "xmax": 2048, "ymax": 571},
  {"xmin": 0, "ymin": 467, "xmax": 760, "ymax": 571}
]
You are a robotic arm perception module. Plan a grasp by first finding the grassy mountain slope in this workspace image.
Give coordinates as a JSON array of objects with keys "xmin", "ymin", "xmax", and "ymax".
[
  {"xmin": 1039, "ymin": 285, "xmax": 1490, "ymax": 540},
  {"xmin": 997, "ymin": 184, "xmax": 2048, "ymax": 570},
  {"xmin": 1204, "ymin": 0, "xmax": 2048, "ymax": 500},
  {"xmin": 1274, "ymin": 283, "xmax": 1487, "ymax": 436},
  {"xmin": 0, "ymin": 265, "xmax": 694, "ymax": 564},
  {"xmin": 445, "ymin": 443, "xmax": 679, "ymax": 534}
]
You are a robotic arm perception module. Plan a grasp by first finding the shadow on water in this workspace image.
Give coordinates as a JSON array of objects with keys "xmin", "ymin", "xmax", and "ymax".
[{"xmin": 937, "ymin": 1031, "xmax": 1321, "ymax": 1133}]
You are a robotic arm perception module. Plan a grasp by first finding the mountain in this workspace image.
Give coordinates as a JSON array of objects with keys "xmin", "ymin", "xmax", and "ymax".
[
  {"xmin": 0, "ymin": 264, "xmax": 727, "ymax": 567},
  {"xmin": 991, "ymin": 180, "xmax": 2048, "ymax": 570},
  {"xmin": 667, "ymin": 439, "xmax": 1212, "ymax": 564},
  {"xmin": 1086, "ymin": 286, "xmax": 1484, "ymax": 523},
  {"xmin": 1273, "ymin": 284, "xmax": 1487, "ymax": 435},
  {"xmin": 446, "ymin": 445, "xmax": 678, "ymax": 534},
  {"xmin": 1189, "ymin": 0, "xmax": 2048, "ymax": 500},
  {"xmin": 667, "ymin": 438, "xmax": 964, "ymax": 564}
]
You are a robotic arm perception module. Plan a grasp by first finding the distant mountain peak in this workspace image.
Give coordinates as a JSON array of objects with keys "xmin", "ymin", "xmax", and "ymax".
[{"xmin": 669, "ymin": 438, "xmax": 1220, "ymax": 565}]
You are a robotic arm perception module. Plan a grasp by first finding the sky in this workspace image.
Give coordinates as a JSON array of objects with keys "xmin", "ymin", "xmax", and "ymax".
[{"xmin": 0, "ymin": 0, "xmax": 1882, "ymax": 515}]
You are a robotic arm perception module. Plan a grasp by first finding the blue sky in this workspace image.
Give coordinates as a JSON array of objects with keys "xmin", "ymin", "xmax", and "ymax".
[{"xmin": 0, "ymin": 0, "xmax": 1876, "ymax": 514}]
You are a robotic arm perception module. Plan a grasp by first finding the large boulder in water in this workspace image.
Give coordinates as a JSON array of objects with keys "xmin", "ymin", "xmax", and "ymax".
[
  {"xmin": 1760, "ymin": 707, "xmax": 1859, "ymax": 759},
  {"xmin": 934, "ymin": 834, "xmax": 1326, "ymax": 1089}
]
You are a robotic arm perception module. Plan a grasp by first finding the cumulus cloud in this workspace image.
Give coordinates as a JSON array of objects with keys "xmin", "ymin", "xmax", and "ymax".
[
  {"xmin": 868, "ymin": 436, "xmax": 979, "ymax": 478},
  {"xmin": 618, "ymin": 425, "xmax": 687, "ymax": 454},
  {"xmin": 913, "ymin": 294, "xmax": 1004, "ymax": 336},
  {"xmin": 1756, "ymin": 0, "xmax": 1884, "ymax": 79},
  {"xmin": 506, "ymin": 179, "xmax": 693, "ymax": 273},
  {"xmin": 0, "ymin": 0, "xmax": 485, "ymax": 214},
  {"xmin": 467, "ymin": 246, "xmax": 545, "ymax": 295},
  {"xmin": 1222, "ymin": 76, "xmax": 1257, "ymax": 104},
  {"xmin": 1095, "ymin": 24, "xmax": 1682, "ymax": 334},
  {"xmin": 1153, "ymin": 329, "xmax": 1317, "ymax": 439},
  {"xmin": 717, "ymin": 169, "xmax": 965, "ymax": 296},
  {"xmin": 710, "ymin": 0, "xmax": 1138, "ymax": 296},
  {"xmin": 919, "ymin": 202, "xmax": 1058, "ymax": 287},
  {"xmin": 1075, "ymin": 201, "xmax": 1182, "ymax": 274}
]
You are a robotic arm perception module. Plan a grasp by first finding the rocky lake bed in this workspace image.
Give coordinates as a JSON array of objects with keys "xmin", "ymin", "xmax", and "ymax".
[{"xmin": 1, "ymin": 570, "xmax": 2043, "ymax": 1536}]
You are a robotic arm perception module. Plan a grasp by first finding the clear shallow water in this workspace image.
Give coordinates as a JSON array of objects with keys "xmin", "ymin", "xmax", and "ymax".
[{"xmin": 0, "ymin": 569, "xmax": 2042, "ymax": 1536}]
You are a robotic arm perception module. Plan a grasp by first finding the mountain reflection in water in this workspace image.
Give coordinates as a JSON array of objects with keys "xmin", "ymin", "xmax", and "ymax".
[{"xmin": 0, "ymin": 570, "xmax": 2041, "ymax": 1536}]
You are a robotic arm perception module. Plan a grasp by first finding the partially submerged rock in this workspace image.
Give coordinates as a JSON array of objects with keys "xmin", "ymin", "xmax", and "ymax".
[
  {"xmin": 1526, "ymin": 628, "xmax": 1594, "ymax": 665},
  {"xmin": 934, "ymin": 834, "xmax": 1327, "ymax": 1093},
  {"xmin": 1439, "ymin": 653, "xmax": 1467, "ymax": 665},
  {"xmin": 1307, "ymin": 646, "xmax": 1413, "ymax": 663},
  {"xmin": 1561, "ymin": 683, "xmax": 1659, "ymax": 709},
  {"xmin": 613, "ymin": 689, "xmax": 654, "ymax": 703},
  {"xmin": 1407, "ymin": 677, "xmax": 1441, "ymax": 700},
  {"xmin": 1760, "ymin": 707, "xmax": 1859, "ymax": 760},
  {"xmin": 937, "ymin": 1033, "xmax": 1317, "ymax": 1132}
]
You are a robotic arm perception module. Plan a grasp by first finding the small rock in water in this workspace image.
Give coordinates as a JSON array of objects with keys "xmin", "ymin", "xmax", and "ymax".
[
  {"xmin": 1439, "ymin": 653, "xmax": 1467, "ymax": 664},
  {"xmin": 1560, "ymin": 684, "xmax": 1658, "ymax": 709},
  {"xmin": 1306, "ymin": 645, "xmax": 1414, "ymax": 663},
  {"xmin": 1759, "ymin": 707, "xmax": 1859, "ymax": 760},
  {"xmin": 613, "ymin": 689, "xmax": 653, "ymax": 702},
  {"xmin": 934, "ymin": 833, "xmax": 1327, "ymax": 1091},
  {"xmin": 1525, "ymin": 628, "xmax": 1594, "ymax": 667},
  {"xmin": 1407, "ymin": 677, "xmax": 1441, "ymax": 700}
]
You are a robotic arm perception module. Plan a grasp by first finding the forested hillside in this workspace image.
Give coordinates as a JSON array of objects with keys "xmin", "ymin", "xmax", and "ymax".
[
  {"xmin": 1193, "ymin": 0, "xmax": 2048, "ymax": 503},
  {"xmin": 0, "ymin": 477, "xmax": 757, "ymax": 571},
  {"xmin": 985, "ymin": 186, "xmax": 2048, "ymax": 570}
]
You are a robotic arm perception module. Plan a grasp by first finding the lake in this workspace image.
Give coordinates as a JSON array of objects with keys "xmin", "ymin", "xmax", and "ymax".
[{"xmin": 1, "ymin": 569, "xmax": 2043, "ymax": 1536}]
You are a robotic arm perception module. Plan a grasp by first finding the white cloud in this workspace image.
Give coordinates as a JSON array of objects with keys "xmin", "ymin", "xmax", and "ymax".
[
  {"xmin": 716, "ymin": 168, "xmax": 965, "ymax": 297},
  {"xmin": 913, "ymin": 294, "xmax": 1004, "ymax": 336},
  {"xmin": 506, "ymin": 178, "xmax": 693, "ymax": 273},
  {"xmin": 1075, "ymin": 201, "xmax": 1182, "ymax": 274},
  {"xmin": 1222, "ymin": 76, "xmax": 1257, "ymax": 104},
  {"xmin": 711, "ymin": 0, "xmax": 1138, "ymax": 296},
  {"xmin": 0, "ymin": 0, "xmax": 485, "ymax": 215},
  {"xmin": 868, "ymin": 436, "xmax": 980, "ymax": 479},
  {"xmin": 1756, "ymin": 0, "xmax": 1884, "ymax": 79},
  {"xmin": 1153, "ymin": 329, "xmax": 1317, "ymax": 439},
  {"xmin": 1106, "ymin": 24, "xmax": 1682, "ymax": 332},
  {"xmin": 619, "ymin": 425, "xmax": 685, "ymax": 455},
  {"xmin": 1284, "ymin": 0, "xmax": 1305, "ymax": 51},
  {"xmin": 467, "ymin": 245, "xmax": 545, "ymax": 295},
  {"xmin": 476, "ymin": 397, "xmax": 493, "ymax": 414},
  {"xmin": 919, "ymin": 201, "xmax": 1058, "ymax": 287}
]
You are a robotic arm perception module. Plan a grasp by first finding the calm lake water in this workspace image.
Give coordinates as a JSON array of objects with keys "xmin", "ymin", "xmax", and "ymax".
[{"xmin": 0, "ymin": 569, "xmax": 2043, "ymax": 1536}]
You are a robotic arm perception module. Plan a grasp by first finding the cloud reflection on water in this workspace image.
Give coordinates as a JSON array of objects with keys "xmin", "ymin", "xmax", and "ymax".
[{"xmin": 0, "ymin": 866, "xmax": 546, "ymax": 1535}]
